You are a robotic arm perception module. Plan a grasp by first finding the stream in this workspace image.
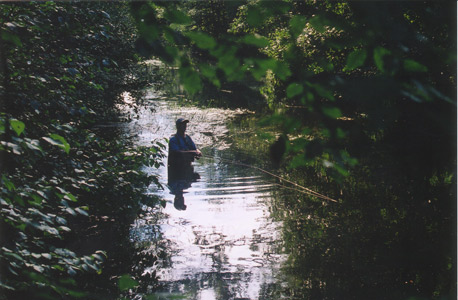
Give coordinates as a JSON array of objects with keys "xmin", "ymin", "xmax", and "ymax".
[
  {"xmin": 114, "ymin": 87, "xmax": 456, "ymax": 300},
  {"xmin": 125, "ymin": 90, "xmax": 287, "ymax": 300}
]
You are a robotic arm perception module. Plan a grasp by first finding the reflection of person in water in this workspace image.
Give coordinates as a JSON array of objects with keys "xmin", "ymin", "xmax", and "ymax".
[
  {"xmin": 167, "ymin": 118, "xmax": 201, "ymax": 210},
  {"xmin": 167, "ymin": 178, "xmax": 193, "ymax": 210}
]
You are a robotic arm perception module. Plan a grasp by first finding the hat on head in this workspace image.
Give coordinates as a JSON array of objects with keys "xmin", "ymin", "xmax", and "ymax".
[{"xmin": 176, "ymin": 118, "xmax": 189, "ymax": 125}]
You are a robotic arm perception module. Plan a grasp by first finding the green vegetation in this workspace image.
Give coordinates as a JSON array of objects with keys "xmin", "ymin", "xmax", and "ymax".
[
  {"xmin": 1, "ymin": 3, "xmax": 164, "ymax": 299},
  {"xmin": 130, "ymin": 0, "xmax": 456, "ymax": 175},
  {"xmin": 129, "ymin": 1, "xmax": 456, "ymax": 299},
  {"xmin": 1, "ymin": 1, "xmax": 456, "ymax": 299}
]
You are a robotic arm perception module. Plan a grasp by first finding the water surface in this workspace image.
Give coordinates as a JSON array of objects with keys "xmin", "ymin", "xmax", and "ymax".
[{"xmin": 127, "ymin": 91, "xmax": 286, "ymax": 300}]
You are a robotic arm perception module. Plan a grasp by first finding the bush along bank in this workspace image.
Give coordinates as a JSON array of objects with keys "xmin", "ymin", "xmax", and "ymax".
[{"xmin": 0, "ymin": 3, "xmax": 165, "ymax": 299}]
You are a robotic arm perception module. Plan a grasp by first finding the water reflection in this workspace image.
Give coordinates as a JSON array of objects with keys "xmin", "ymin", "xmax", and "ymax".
[
  {"xmin": 167, "ymin": 165, "xmax": 200, "ymax": 211},
  {"xmin": 121, "ymin": 89, "xmax": 456, "ymax": 299},
  {"xmin": 127, "ymin": 93, "xmax": 286, "ymax": 300}
]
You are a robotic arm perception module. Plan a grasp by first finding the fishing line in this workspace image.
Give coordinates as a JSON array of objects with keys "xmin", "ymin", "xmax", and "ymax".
[{"xmin": 200, "ymin": 154, "xmax": 338, "ymax": 203}]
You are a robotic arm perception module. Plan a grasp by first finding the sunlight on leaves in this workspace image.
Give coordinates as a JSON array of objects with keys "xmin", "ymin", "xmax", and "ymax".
[
  {"xmin": 9, "ymin": 119, "xmax": 25, "ymax": 136},
  {"xmin": 42, "ymin": 134, "xmax": 70, "ymax": 154}
]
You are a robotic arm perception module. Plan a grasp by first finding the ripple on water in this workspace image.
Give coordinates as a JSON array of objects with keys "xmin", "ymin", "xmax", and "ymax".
[{"xmin": 127, "ymin": 96, "xmax": 286, "ymax": 300}]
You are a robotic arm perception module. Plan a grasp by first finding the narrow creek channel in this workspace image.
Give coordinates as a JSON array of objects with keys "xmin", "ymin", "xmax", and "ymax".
[{"xmin": 125, "ymin": 90, "xmax": 287, "ymax": 300}]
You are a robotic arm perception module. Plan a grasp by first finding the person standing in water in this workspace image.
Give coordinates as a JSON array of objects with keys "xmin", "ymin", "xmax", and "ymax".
[
  {"xmin": 167, "ymin": 118, "xmax": 201, "ymax": 210},
  {"xmin": 168, "ymin": 118, "xmax": 202, "ymax": 168}
]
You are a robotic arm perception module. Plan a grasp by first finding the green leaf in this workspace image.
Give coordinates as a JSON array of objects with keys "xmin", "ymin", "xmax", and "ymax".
[
  {"xmin": 340, "ymin": 150, "xmax": 358, "ymax": 166},
  {"xmin": 2, "ymin": 175, "xmax": 16, "ymax": 191},
  {"xmin": 373, "ymin": 46, "xmax": 391, "ymax": 73},
  {"xmin": 9, "ymin": 119, "xmax": 25, "ymax": 136},
  {"xmin": 333, "ymin": 163, "xmax": 349, "ymax": 176},
  {"xmin": 118, "ymin": 274, "xmax": 139, "ymax": 291},
  {"xmin": 14, "ymin": 195, "xmax": 25, "ymax": 206},
  {"xmin": 66, "ymin": 289, "xmax": 87, "ymax": 298},
  {"xmin": 29, "ymin": 194, "xmax": 43, "ymax": 206},
  {"xmin": 242, "ymin": 34, "xmax": 269, "ymax": 48},
  {"xmin": 310, "ymin": 83, "xmax": 334, "ymax": 101},
  {"xmin": 344, "ymin": 49, "xmax": 367, "ymax": 71},
  {"xmin": 1, "ymin": 31, "xmax": 22, "ymax": 47},
  {"xmin": 309, "ymin": 15, "xmax": 327, "ymax": 33},
  {"xmin": 256, "ymin": 58, "xmax": 276, "ymax": 72},
  {"xmin": 52, "ymin": 265, "xmax": 65, "ymax": 271},
  {"xmin": 164, "ymin": 45, "xmax": 179, "ymax": 62},
  {"xmin": 42, "ymin": 134, "xmax": 70, "ymax": 154},
  {"xmin": 199, "ymin": 64, "xmax": 220, "ymax": 87},
  {"xmin": 217, "ymin": 47, "xmax": 240, "ymax": 77},
  {"xmin": 64, "ymin": 193, "xmax": 77, "ymax": 202},
  {"xmin": 185, "ymin": 32, "xmax": 216, "ymax": 50},
  {"xmin": 178, "ymin": 66, "xmax": 202, "ymax": 95},
  {"xmin": 286, "ymin": 83, "xmax": 304, "ymax": 98},
  {"xmin": 290, "ymin": 15, "xmax": 307, "ymax": 38},
  {"xmin": 198, "ymin": 63, "xmax": 214, "ymax": 77},
  {"xmin": 322, "ymin": 106, "xmax": 342, "ymax": 119},
  {"xmin": 246, "ymin": 7, "xmax": 263, "ymax": 27},
  {"xmin": 252, "ymin": 58, "xmax": 291, "ymax": 80},
  {"xmin": 403, "ymin": 59, "xmax": 427, "ymax": 72},
  {"xmin": 4, "ymin": 251, "xmax": 23, "ymax": 262},
  {"xmin": 273, "ymin": 61, "xmax": 291, "ymax": 80},
  {"xmin": 336, "ymin": 128, "xmax": 346, "ymax": 139},
  {"xmin": 164, "ymin": 8, "xmax": 191, "ymax": 25}
]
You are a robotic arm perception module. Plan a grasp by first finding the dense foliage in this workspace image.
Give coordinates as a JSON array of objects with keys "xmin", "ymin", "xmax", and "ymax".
[
  {"xmin": 1, "ymin": 3, "xmax": 164, "ymax": 299},
  {"xmin": 130, "ymin": 1, "xmax": 456, "ymax": 299},
  {"xmin": 0, "ymin": 1, "xmax": 455, "ymax": 299},
  {"xmin": 130, "ymin": 0, "xmax": 456, "ymax": 176}
]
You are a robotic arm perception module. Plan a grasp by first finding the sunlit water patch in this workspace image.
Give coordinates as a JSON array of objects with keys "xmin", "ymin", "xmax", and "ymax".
[{"xmin": 126, "ymin": 91, "xmax": 286, "ymax": 300}]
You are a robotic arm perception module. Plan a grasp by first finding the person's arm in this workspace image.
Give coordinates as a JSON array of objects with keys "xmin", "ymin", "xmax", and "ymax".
[
  {"xmin": 184, "ymin": 135, "xmax": 202, "ymax": 158},
  {"xmin": 169, "ymin": 136, "xmax": 200, "ymax": 163},
  {"xmin": 176, "ymin": 149, "xmax": 201, "ymax": 159}
]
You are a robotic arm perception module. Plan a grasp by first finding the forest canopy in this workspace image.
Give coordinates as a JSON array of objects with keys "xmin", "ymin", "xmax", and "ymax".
[
  {"xmin": 130, "ymin": 0, "xmax": 456, "ymax": 177},
  {"xmin": 0, "ymin": 1, "xmax": 456, "ymax": 299}
]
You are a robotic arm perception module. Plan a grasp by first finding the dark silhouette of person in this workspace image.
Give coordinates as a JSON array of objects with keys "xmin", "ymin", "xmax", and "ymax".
[
  {"xmin": 167, "ymin": 118, "xmax": 201, "ymax": 210},
  {"xmin": 168, "ymin": 118, "xmax": 202, "ymax": 168}
]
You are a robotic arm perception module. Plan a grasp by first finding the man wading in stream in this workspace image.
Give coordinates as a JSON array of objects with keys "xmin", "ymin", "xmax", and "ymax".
[
  {"xmin": 168, "ymin": 118, "xmax": 202, "ymax": 167},
  {"xmin": 167, "ymin": 118, "xmax": 201, "ymax": 210}
]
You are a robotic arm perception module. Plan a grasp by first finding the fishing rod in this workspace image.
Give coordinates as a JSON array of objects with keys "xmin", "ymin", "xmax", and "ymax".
[{"xmin": 200, "ymin": 154, "xmax": 339, "ymax": 203}]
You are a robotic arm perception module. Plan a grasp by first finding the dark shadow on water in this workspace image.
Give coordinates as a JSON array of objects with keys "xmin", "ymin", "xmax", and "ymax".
[{"xmin": 167, "ymin": 165, "xmax": 200, "ymax": 211}]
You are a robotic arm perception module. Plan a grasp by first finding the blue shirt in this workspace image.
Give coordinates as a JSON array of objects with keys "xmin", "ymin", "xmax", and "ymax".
[
  {"xmin": 169, "ymin": 134, "xmax": 197, "ymax": 152},
  {"xmin": 168, "ymin": 134, "xmax": 197, "ymax": 168}
]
